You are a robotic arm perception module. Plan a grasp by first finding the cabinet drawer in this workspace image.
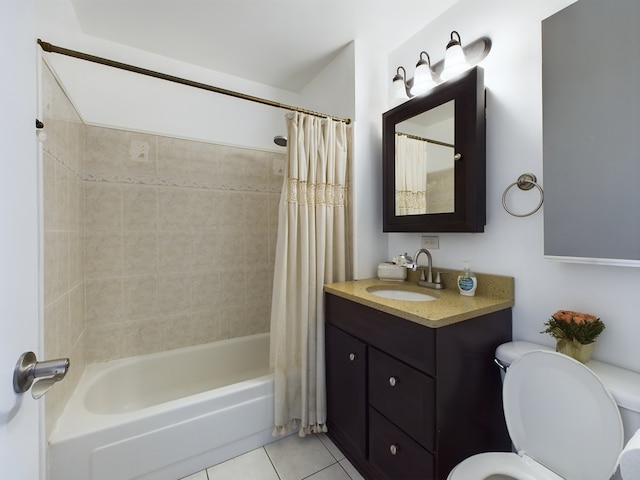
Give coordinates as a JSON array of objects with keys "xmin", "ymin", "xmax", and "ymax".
[
  {"xmin": 326, "ymin": 324, "xmax": 367, "ymax": 458},
  {"xmin": 369, "ymin": 347, "xmax": 435, "ymax": 451},
  {"xmin": 326, "ymin": 293, "xmax": 435, "ymax": 375},
  {"xmin": 369, "ymin": 407, "xmax": 434, "ymax": 480}
]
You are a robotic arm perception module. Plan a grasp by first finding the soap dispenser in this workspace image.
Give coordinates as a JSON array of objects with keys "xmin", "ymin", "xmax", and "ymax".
[{"xmin": 457, "ymin": 261, "xmax": 477, "ymax": 297}]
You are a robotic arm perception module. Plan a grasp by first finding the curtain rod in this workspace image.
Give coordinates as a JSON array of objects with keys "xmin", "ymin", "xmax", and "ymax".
[
  {"xmin": 396, "ymin": 131, "xmax": 454, "ymax": 148},
  {"xmin": 37, "ymin": 39, "xmax": 351, "ymax": 125}
]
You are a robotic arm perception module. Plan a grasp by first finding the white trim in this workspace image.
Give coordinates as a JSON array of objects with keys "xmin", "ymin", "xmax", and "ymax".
[
  {"xmin": 36, "ymin": 48, "xmax": 47, "ymax": 480},
  {"xmin": 544, "ymin": 255, "xmax": 640, "ymax": 268}
]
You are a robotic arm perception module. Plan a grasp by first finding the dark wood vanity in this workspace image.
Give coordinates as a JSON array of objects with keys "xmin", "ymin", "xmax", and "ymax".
[{"xmin": 325, "ymin": 289, "xmax": 512, "ymax": 480}]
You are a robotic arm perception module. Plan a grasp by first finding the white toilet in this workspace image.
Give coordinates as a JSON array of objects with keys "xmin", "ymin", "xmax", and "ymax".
[{"xmin": 447, "ymin": 349, "xmax": 625, "ymax": 480}]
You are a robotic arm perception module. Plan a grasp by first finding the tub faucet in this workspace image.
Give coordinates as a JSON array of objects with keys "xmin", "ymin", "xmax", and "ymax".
[{"xmin": 412, "ymin": 248, "xmax": 444, "ymax": 290}]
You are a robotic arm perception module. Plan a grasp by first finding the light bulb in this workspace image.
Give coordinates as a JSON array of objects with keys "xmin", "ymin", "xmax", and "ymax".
[
  {"xmin": 410, "ymin": 61, "xmax": 437, "ymax": 96},
  {"xmin": 391, "ymin": 66, "xmax": 409, "ymax": 102},
  {"xmin": 441, "ymin": 31, "xmax": 470, "ymax": 81}
]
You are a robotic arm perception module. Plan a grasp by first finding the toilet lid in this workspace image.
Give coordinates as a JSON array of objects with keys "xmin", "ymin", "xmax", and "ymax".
[{"xmin": 503, "ymin": 350, "xmax": 623, "ymax": 480}]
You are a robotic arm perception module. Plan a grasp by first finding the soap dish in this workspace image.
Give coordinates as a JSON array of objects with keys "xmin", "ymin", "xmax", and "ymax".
[{"xmin": 377, "ymin": 263, "xmax": 407, "ymax": 282}]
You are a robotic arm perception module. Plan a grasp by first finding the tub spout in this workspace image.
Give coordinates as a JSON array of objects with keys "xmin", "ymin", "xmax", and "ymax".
[{"xmin": 13, "ymin": 351, "xmax": 70, "ymax": 399}]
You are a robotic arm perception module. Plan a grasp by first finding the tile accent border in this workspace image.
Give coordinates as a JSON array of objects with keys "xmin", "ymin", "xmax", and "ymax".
[{"xmin": 84, "ymin": 172, "xmax": 281, "ymax": 193}]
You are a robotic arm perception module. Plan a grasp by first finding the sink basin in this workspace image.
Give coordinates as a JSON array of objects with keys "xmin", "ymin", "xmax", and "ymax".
[{"xmin": 367, "ymin": 288, "xmax": 437, "ymax": 302}]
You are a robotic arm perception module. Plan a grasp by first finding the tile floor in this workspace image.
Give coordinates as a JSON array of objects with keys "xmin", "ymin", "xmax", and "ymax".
[{"xmin": 180, "ymin": 433, "xmax": 365, "ymax": 480}]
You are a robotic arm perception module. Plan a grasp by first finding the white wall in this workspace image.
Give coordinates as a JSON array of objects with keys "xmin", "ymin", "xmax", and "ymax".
[
  {"xmin": 299, "ymin": 42, "xmax": 356, "ymax": 121},
  {"xmin": 351, "ymin": 39, "xmax": 390, "ymax": 279},
  {"xmin": 36, "ymin": 0, "xmax": 302, "ymax": 152},
  {"xmin": 386, "ymin": 0, "xmax": 640, "ymax": 371}
]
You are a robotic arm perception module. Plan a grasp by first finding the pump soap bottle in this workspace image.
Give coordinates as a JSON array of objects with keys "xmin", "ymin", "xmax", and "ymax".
[{"xmin": 457, "ymin": 261, "xmax": 477, "ymax": 297}]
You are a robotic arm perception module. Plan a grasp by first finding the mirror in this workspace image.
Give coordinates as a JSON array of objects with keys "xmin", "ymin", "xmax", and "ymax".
[
  {"xmin": 383, "ymin": 67, "xmax": 486, "ymax": 232},
  {"xmin": 395, "ymin": 100, "xmax": 455, "ymax": 215}
]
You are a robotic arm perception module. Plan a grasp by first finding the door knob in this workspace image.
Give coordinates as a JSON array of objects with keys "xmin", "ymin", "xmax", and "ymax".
[{"xmin": 13, "ymin": 352, "xmax": 70, "ymax": 399}]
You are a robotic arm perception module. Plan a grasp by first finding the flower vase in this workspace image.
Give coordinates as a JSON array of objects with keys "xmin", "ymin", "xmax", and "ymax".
[{"xmin": 556, "ymin": 339, "xmax": 596, "ymax": 363}]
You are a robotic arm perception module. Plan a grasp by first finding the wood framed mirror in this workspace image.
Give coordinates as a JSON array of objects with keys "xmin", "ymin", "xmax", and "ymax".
[{"xmin": 382, "ymin": 66, "xmax": 485, "ymax": 232}]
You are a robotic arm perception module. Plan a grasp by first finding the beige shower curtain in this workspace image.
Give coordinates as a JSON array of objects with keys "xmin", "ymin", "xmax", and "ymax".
[
  {"xmin": 270, "ymin": 112, "xmax": 352, "ymax": 436},
  {"xmin": 395, "ymin": 133, "xmax": 429, "ymax": 215}
]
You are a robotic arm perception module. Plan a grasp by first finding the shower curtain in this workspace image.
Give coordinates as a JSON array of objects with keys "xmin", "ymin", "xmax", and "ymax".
[
  {"xmin": 395, "ymin": 133, "xmax": 429, "ymax": 215},
  {"xmin": 270, "ymin": 112, "xmax": 352, "ymax": 436}
]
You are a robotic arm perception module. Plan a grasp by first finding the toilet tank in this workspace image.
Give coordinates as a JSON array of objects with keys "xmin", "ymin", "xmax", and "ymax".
[
  {"xmin": 495, "ymin": 341, "xmax": 640, "ymax": 446},
  {"xmin": 495, "ymin": 341, "xmax": 553, "ymax": 370}
]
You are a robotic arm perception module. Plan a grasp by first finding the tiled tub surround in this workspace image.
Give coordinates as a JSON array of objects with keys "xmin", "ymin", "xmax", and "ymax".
[
  {"xmin": 41, "ymin": 61, "xmax": 285, "ymax": 439},
  {"xmin": 42, "ymin": 64, "xmax": 87, "ymax": 436},
  {"xmin": 82, "ymin": 125, "xmax": 284, "ymax": 364}
]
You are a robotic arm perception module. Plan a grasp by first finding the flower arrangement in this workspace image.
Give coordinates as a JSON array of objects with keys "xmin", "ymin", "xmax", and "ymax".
[{"xmin": 542, "ymin": 310, "xmax": 605, "ymax": 345}]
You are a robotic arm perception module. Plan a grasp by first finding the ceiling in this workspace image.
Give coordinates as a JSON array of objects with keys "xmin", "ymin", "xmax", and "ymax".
[{"xmin": 69, "ymin": 0, "xmax": 457, "ymax": 92}]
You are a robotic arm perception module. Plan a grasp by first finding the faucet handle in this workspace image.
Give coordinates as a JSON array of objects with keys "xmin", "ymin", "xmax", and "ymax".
[
  {"xmin": 419, "ymin": 269, "xmax": 426, "ymax": 281},
  {"xmin": 395, "ymin": 253, "xmax": 414, "ymax": 268},
  {"xmin": 435, "ymin": 272, "xmax": 442, "ymax": 283}
]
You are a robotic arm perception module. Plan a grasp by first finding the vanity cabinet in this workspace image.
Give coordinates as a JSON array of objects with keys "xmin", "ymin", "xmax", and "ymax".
[{"xmin": 325, "ymin": 293, "xmax": 512, "ymax": 480}]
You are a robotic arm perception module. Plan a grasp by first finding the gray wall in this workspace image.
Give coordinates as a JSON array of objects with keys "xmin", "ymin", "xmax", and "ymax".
[{"xmin": 543, "ymin": 0, "xmax": 640, "ymax": 262}]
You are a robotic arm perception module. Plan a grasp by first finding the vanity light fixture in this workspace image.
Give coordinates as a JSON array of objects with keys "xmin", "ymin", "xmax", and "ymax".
[
  {"xmin": 441, "ymin": 31, "xmax": 471, "ymax": 81},
  {"xmin": 410, "ymin": 51, "xmax": 438, "ymax": 96},
  {"xmin": 391, "ymin": 31, "xmax": 491, "ymax": 104},
  {"xmin": 391, "ymin": 66, "xmax": 411, "ymax": 102}
]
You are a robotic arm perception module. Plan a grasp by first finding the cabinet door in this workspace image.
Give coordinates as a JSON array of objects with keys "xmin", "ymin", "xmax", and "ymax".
[
  {"xmin": 326, "ymin": 323, "xmax": 367, "ymax": 458},
  {"xmin": 369, "ymin": 408, "xmax": 434, "ymax": 479},
  {"xmin": 369, "ymin": 347, "xmax": 435, "ymax": 451}
]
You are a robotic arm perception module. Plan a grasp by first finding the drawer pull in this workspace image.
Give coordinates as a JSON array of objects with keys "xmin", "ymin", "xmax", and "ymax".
[
  {"xmin": 389, "ymin": 376, "xmax": 397, "ymax": 387},
  {"xmin": 389, "ymin": 444, "xmax": 399, "ymax": 455},
  {"xmin": 349, "ymin": 353, "xmax": 357, "ymax": 362}
]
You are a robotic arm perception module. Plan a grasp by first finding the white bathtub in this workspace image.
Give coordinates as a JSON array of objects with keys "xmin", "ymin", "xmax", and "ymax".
[{"xmin": 49, "ymin": 333, "xmax": 276, "ymax": 480}]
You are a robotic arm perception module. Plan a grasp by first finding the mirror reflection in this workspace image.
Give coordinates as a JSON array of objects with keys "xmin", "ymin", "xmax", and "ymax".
[{"xmin": 394, "ymin": 100, "xmax": 455, "ymax": 215}]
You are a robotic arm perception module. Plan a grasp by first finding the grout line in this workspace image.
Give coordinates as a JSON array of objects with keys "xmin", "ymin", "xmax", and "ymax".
[
  {"xmin": 337, "ymin": 460, "xmax": 359, "ymax": 480},
  {"xmin": 183, "ymin": 433, "xmax": 352, "ymax": 480},
  {"xmin": 336, "ymin": 461, "xmax": 354, "ymax": 480},
  {"xmin": 263, "ymin": 446, "xmax": 283, "ymax": 480},
  {"xmin": 300, "ymin": 461, "xmax": 339, "ymax": 480}
]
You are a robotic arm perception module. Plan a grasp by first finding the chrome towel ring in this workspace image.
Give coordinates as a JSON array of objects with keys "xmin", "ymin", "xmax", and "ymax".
[{"xmin": 502, "ymin": 173, "xmax": 544, "ymax": 217}]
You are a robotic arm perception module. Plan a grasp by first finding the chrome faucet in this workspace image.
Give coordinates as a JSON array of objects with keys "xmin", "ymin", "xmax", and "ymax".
[{"xmin": 411, "ymin": 248, "xmax": 444, "ymax": 290}]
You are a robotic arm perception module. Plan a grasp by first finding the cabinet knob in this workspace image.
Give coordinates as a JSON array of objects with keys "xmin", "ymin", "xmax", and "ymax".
[
  {"xmin": 389, "ymin": 444, "xmax": 399, "ymax": 455},
  {"xmin": 389, "ymin": 376, "xmax": 397, "ymax": 387},
  {"xmin": 349, "ymin": 353, "xmax": 356, "ymax": 362}
]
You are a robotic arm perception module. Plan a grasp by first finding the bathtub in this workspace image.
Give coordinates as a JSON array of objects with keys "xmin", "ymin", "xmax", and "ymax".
[{"xmin": 49, "ymin": 333, "xmax": 277, "ymax": 480}]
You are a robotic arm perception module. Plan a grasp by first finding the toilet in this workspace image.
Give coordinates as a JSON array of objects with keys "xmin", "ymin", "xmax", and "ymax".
[{"xmin": 447, "ymin": 349, "xmax": 625, "ymax": 480}]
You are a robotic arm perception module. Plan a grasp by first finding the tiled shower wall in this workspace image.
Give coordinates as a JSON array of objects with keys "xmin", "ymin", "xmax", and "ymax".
[
  {"xmin": 83, "ymin": 126, "xmax": 283, "ymax": 364},
  {"xmin": 42, "ymin": 64, "xmax": 86, "ymax": 435},
  {"xmin": 42, "ymin": 62, "xmax": 285, "ymax": 436},
  {"xmin": 426, "ymin": 169, "xmax": 454, "ymax": 214}
]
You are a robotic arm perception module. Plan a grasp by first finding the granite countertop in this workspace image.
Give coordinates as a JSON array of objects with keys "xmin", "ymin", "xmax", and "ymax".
[{"xmin": 324, "ymin": 268, "xmax": 514, "ymax": 329}]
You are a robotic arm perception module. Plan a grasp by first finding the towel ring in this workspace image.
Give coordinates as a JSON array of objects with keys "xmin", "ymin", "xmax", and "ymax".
[{"xmin": 502, "ymin": 173, "xmax": 544, "ymax": 217}]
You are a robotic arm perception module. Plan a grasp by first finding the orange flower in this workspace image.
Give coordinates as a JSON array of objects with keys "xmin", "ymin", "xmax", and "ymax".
[
  {"xmin": 552, "ymin": 310, "xmax": 598, "ymax": 324},
  {"xmin": 552, "ymin": 310, "xmax": 573, "ymax": 322}
]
